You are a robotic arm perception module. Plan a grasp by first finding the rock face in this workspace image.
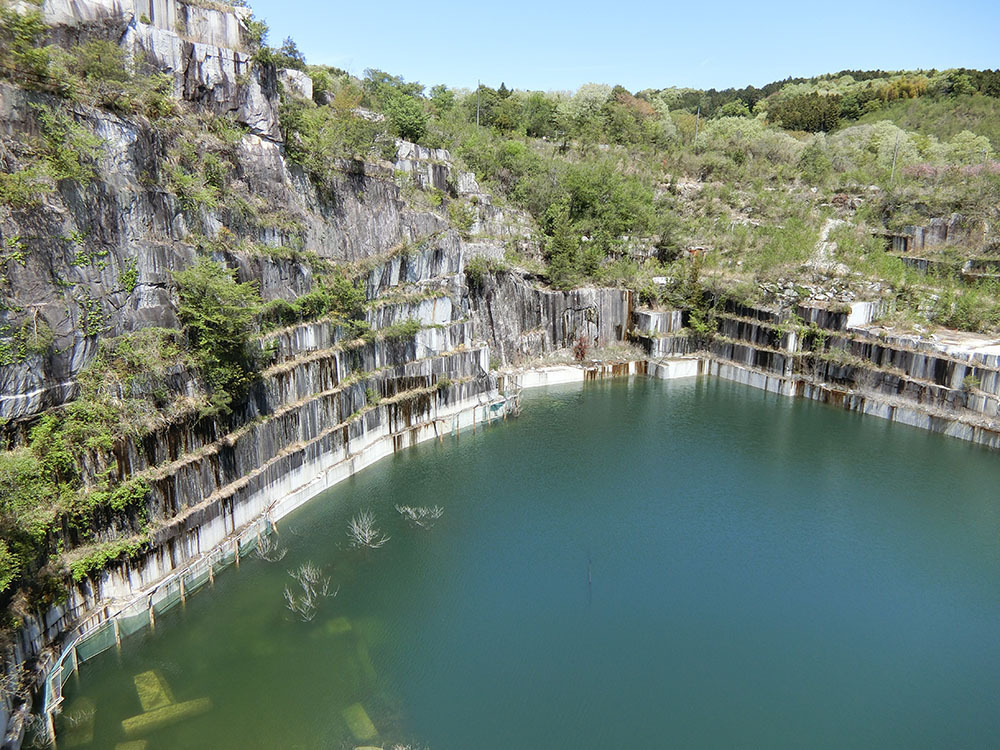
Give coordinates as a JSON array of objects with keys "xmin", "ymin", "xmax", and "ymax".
[
  {"xmin": 0, "ymin": 38, "xmax": 542, "ymax": 425},
  {"xmin": 40, "ymin": 0, "xmax": 249, "ymax": 49},
  {"xmin": 885, "ymin": 214, "xmax": 991, "ymax": 254},
  {"xmin": 0, "ymin": 76, "xmax": 506, "ymax": 424},
  {"xmin": 679, "ymin": 296, "xmax": 1000, "ymax": 446},
  {"xmin": 468, "ymin": 271, "xmax": 632, "ymax": 364},
  {"xmin": 277, "ymin": 67, "xmax": 312, "ymax": 101},
  {"xmin": 0, "ymin": 2, "xmax": 633, "ymax": 726}
]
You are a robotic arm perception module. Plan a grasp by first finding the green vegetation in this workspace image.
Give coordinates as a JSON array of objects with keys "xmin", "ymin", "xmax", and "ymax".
[
  {"xmin": 364, "ymin": 69, "xmax": 429, "ymax": 142},
  {"xmin": 280, "ymin": 91, "xmax": 390, "ymax": 175},
  {"xmin": 0, "ymin": 315, "xmax": 55, "ymax": 366},
  {"xmin": 260, "ymin": 271, "xmax": 367, "ymax": 333},
  {"xmin": 856, "ymin": 94, "xmax": 1000, "ymax": 154},
  {"xmin": 0, "ymin": 540, "xmax": 18, "ymax": 594},
  {"xmin": 0, "ymin": 3, "xmax": 56, "ymax": 90},
  {"xmin": 0, "ymin": 327, "xmax": 197, "ymax": 601},
  {"xmin": 161, "ymin": 115, "xmax": 250, "ymax": 216},
  {"xmin": 69, "ymin": 536, "xmax": 148, "ymax": 583},
  {"xmin": 379, "ymin": 318, "xmax": 421, "ymax": 342},
  {"xmin": 173, "ymin": 258, "xmax": 261, "ymax": 416},
  {"xmin": 120, "ymin": 257, "xmax": 139, "ymax": 293},
  {"xmin": 465, "ymin": 255, "xmax": 507, "ymax": 292},
  {"xmin": 0, "ymin": 104, "xmax": 103, "ymax": 207},
  {"xmin": 26, "ymin": 329, "xmax": 195, "ymax": 476},
  {"xmin": 0, "ymin": 247, "xmax": 374, "ymax": 604},
  {"xmin": 0, "ymin": 6, "xmax": 174, "ymax": 116},
  {"xmin": 262, "ymin": 60, "xmax": 986, "ymax": 315}
]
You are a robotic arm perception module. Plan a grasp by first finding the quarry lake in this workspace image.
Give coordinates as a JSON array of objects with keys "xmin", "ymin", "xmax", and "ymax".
[{"xmin": 58, "ymin": 377, "xmax": 1000, "ymax": 748}]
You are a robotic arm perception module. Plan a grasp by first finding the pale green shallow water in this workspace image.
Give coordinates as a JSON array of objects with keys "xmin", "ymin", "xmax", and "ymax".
[{"xmin": 59, "ymin": 378, "xmax": 1000, "ymax": 748}]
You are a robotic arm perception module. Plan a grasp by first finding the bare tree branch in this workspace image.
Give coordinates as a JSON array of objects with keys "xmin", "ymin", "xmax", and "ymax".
[{"xmin": 348, "ymin": 510, "xmax": 391, "ymax": 549}]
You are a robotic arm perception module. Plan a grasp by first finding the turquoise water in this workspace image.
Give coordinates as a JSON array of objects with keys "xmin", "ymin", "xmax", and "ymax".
[{"xmin": 59, "ymin": 378, "xmax": 1000, "ymax": 748}]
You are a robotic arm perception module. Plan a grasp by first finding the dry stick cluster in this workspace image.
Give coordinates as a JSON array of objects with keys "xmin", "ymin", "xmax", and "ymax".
[
  {"xmin": 268, "ymin": 504, "xmax": 444, "ymax": 622},
  {"xmin": 283, "ymin": 562, "xmax": 336, "ymax": 622},
  {"xmin": 347, "ymin": 509, "xmax": 391, "ymax": 549},
  {"xmin": 395, "ymin": 505, "xmax": 444, "ymax": 529},
  {"xmin": 255, "ymin": 534, "xmax": 287, "ymax": 562}
]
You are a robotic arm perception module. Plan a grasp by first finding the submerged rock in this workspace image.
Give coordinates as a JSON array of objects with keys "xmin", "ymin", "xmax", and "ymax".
[
  {"xmin": 133, "ymin": 670, "xmax": 176, "ymax": 712},
  {"xmin": 121, "ymin": 697, "xmax": 212, "ymax": 737},
  {"xmin": 324, "ymin": 616, "xmax": 353, "ymax": 636},
  {"xmin": 341, "ymin": 702, "xmax": 378, "ymax": 742}
]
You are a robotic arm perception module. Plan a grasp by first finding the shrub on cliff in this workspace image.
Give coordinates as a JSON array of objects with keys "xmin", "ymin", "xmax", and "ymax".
[
  {"xmin": 384, "ymin": 92, "xmax": 428, "ymax": 142},
  {"xmin": 0, "ymin": 103, "xmax": 103, "ymax": 207},
  {"xmin": 545, "ymin": 205, "xmax": 581, "ymax": 290},
  {"xmin": 0, "ymin": 541, "xmax": 18, "ymax": 595},
  {"xmin": 173, "ymin": 258, "xmax": 262, "ymax": 415},
  {"xmin": 259, "ymin": 271, "xmax": 367, "ymax": 332},
  {"xmin": 279, "ymin": 94, "xmax": 388, "ymax": 177},
  {"xmin": 0, "ymin": 9, "xmax": 174, "ymax": 117},
  {"xmin": 0, "ymin": 327, "xmax": 197, "ymax": 604},
  {"xmin": 64, "ymin": 40, "xmax": 176, "ymax": 119},
  {"xmin": 0, "ymin": 5, "xmax": 54, "ymax": 91}
]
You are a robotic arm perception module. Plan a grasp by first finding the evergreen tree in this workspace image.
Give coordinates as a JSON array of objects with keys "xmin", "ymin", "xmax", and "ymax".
[{"xmin": 546, "ymin": 206, "xmax": 580, "ymax": 289}]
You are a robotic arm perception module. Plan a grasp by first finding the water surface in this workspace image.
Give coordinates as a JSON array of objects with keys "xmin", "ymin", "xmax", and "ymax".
[{"xmin": 60, "ymin": 378, "xmax": 1000, "ymax": 748}]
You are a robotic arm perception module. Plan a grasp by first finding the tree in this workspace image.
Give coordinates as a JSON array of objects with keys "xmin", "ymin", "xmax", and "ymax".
[
  {"xmin": 283, "ymin": 562, "xmax": 335, "ymax": 621},
  {"xmin": 0, "ymin": 538, "xmax": 21, "ymax": 595},
  {"xmin": 545, "ymin": 204, "xmax": 580, "ymax": 289},
  {"xmin": 717, "ymin": 99, "xmax": 751, "ymax": 118},
  {"xmin": 275, "ymin": 37, "xmax": 306, "ymax": 70},
  {"xmin": 0, "ymin": 6, "xmax": 54, "ymax": 88},
  {"xmin": 769, "ymin": 93, "xmax": 841, "ymax": 132},
  {"xmin": 363, "ymin": 68, "xmax": 424, "ymax": 102},
  {"xmin": 396, "ymin": 505, "xmax": 444, "ymax": 528},
  {"xmin": 173, "ymin": 258, "xmax": 261, "ymax": 415},
  {"xmin": 522, "ymin": 91, "xmax": 558, "ymax": 138},
  {"xmin": 558, "ymin": 83, "xmax": 611, "ymax": 139},
  {"xmin": 429, "ymin": 84, "xmax": 455, "ymax": 115},
  {"xmin": 362, "ymin": 68, "xmax": 428, "ymax": 142},
  {"xmin": 466, "ymin": 84, "xmax": 500, "ymax": 127},
  {"xmin": 944, "ymin": 72, "xmax": 976, "ymax": 96},
  {"xmin": 384, "ymin": 92, "xmax": 428, "ymax": 142},
  {"xmin": 799, "ymin": 137, "xmax": 832, "ymax": 182},
  {"xmin": 492, "ymin": 94, "xmax": 524, "ymax": 132},
  {"xmin": 945, "ymin": 130, "xmax": 992, "ymax": 164}
]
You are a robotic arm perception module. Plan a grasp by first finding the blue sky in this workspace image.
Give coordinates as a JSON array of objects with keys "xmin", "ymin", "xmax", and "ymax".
[{"xmin": 247, "ymin": 0, "xmax": 999, "ymax": 93}]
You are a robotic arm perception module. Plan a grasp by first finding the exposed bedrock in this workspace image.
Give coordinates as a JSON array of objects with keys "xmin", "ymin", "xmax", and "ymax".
[{"xmin": 468, "ymin": 270, "xmax": 632, "ymax": 364}]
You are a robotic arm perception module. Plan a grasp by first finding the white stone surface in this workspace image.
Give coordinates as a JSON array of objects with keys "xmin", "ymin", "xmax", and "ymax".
[
  {"xmin": 278, "ymin": 68, "xmax": 313, "ymax": 100},
  {"xmin": 457, "ymin": 171, "xmax": 481, "ymax": 195},
  {"xmin": 514, "ymin": 366, "xmax": 585, "ymax": 389},
  {"xmin": 846, "ymin": 299, "xmax": 888, "ymax": 328},
  {"xmin": 40, "ymin": 0, "xmax": 247, "ymax": 49},
  {"xmin": 634, "ymin": 309, "xmax": 684, "ymax": 336},
  {"xmin": 648, "ymin": 357, "xmax": 701, "ymax": 380}
]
